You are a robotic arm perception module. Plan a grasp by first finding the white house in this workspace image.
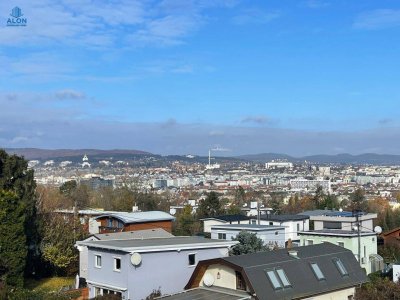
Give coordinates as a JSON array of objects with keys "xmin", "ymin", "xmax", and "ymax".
[
  {"xmin": 201, "ymin": 215, "xmax": 250, "ymax": 234},
  {"xmin": 210, "ymin": 224, "xmax": 286, "ymax": 249},
  {"xmin": 252, "ymin": 214, "xmax": 310, "ymax": 245}
]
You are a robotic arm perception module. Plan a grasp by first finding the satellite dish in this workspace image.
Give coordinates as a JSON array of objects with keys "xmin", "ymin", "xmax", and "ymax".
[
  {"xmin": 131, "ymin": 253, "xmax": 142, "ymax": 266},
  {"xmin": 374, "ymin": 226, "xmax": 383, "ymax": 234},
  {"xmin": 339, "ymin": 208, "xmax": 343, "ymax": 212},
  {"xmin": 203, "ymin": 273, "xmax": 215, "ymax": 287},
  {"xmin": 170, "ymin": 208, "xmax": 176, "ymax": 215}
]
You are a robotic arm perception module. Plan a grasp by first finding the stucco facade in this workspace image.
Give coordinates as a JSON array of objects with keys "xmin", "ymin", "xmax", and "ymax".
[
  {"xmin": 83, "ymin": 239, "xmax": 236, "ymax": 300},
  {"xmin": 299, "ymin": 232, "xmax": 377, "ymax": 274}
]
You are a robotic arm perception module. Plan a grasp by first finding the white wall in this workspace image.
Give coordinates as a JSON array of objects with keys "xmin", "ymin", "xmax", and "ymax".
[{"xmin": 258, "ymin": 219, "xmax": 309, "ymax": 242}]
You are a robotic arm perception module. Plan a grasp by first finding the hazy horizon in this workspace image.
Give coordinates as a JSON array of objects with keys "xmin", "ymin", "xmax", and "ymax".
[{"xmin": 1, "ymin": 0, "xmax": 400, "ymax": 155}]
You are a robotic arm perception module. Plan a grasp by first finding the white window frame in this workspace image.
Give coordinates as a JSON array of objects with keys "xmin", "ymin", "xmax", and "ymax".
[
  {"xmin": 113, "ymin": 256, "xmax": 121, "ymax": 272},
  {"xmin": 95, "ymin": 254, "xmax": 102, "ymax": 268}
]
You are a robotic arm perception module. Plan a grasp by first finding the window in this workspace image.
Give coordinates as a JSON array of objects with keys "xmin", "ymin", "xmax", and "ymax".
[
  {"xmin": 218, "ymin": 233, "xmax": 226, "ymax": 240},
  {"xmin": 251, "ymin": 219, "xmax": 256, "ymax": 224},
  {"xmin": 269, "ymin": 222, "xmax": 273, "ymax": 225},
  {"xmin": 236, "ymin": 271, "xmax": 246, "ymax": 290},
  {"xmin": 95, "ymin": 255, "xmax": 102, "ymax": 268},
  {"xmin": 188, "ymin": 254, "xmax": 196, "ymax": 266},
  {"xmin": 323, "ymin": 221, "xmax": 341, "ymax": 229},
  {"xmin": 307, "ymin": 239, "xmax": 313, "ymax": 245},
  {"xmin": 337, "ymin": 241, "xmax": 344, "ymax": 247},
  {"xmin": 311, "ymin": 263, "xmax": 325, "ymax": 281},
  {"xmin": 297, "ymin": 223, "xmax": 300, "ymax": 231},
  {"xmin": 276, "ymin": 269, "xmax": 291, "ymax": 287},
  {"xmin": 108, "ymin": 218, "xmax": 113, "ymax": 227},
  {"xmin": 333, "ymin": 258, "xmax": 348, "ymax": 276},
  {"xmin": 114, "ymin": 258, "xmax": 121, "ymax": 271},
  {"xmin": 266, "ymin": 270, "xmax": 282, "ymax": 290}
]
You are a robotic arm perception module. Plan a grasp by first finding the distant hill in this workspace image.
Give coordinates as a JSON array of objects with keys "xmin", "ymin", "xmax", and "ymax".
[
  {"xmin": 238, "ymin": 152, "xmax": 400, "ymax": 165},
  {"xmin": 4, "ymin": 148, "xmax": 152, "ymax": 160}
]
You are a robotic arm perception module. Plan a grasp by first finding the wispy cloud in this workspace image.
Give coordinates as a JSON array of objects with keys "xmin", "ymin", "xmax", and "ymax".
[
  {"xmin": 240, "ymin": 115, "xmax": 271, "ymax": 125},
  {"xmin": 233, "ymin": 8, "xmax": 280, "ymax": 25},
  {"xmin": 305, "ymin": 0, "xmax": 330, "ymax": 9},
  {"xmin": 55, "ymin": 89, "xmax": 86, "ymax": 100},
  {"xmin": 378, "ymin": 118, "xmax": 393, "ymax": 125},
  {"xmin": 354, "ymin": 9, "xmax": 400, "ymax": 30}
]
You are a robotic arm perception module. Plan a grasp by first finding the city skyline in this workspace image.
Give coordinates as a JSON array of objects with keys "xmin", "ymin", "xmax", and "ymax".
[{"xmin": 1, "ymin": 0, "xmax": 400, "ymax": 155}]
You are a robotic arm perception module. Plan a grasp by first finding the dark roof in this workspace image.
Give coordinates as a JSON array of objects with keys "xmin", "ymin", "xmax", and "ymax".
[
  {"xmin": 256, "ymin": 214, "xmax": 309, "ymax": 222},
  {"xmin": 157, "ymin": 287, "xmax": 251, "ymax": 300},
  {"xmin": 187, "ymin": 243, "xmax": 367, "ymax": 300},
  {"xmin": 202, "ymin": 214, "xmax": 250, "ymax": 222},
  {"xmin": 382, "ymin": 227, "xmax": 400, "ymax": 236}
]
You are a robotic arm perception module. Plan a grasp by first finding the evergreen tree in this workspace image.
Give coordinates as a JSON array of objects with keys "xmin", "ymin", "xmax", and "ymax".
[
  {"xmin": 0, "ymin": 191, "xmax": 27, "ymax": 287},
  {"xmin": 0, "ymin": 150, "xmax": 38, "ymax": 280},
  {"xmin": 230, "ymin": 231, "xmax": 268, "ymax": 255},
  {"xmin": 197, "ymin": 192, "xmax": 223, "ymax": 219},
  {"xmin": 173, "ymin": 205, "xmax": 197, "ymax": 236}
]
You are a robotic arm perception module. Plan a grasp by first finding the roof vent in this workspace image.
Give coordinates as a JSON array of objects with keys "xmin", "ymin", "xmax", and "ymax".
[{"xmin": 288, "ymin": 249, "xmax": 299, "ymax": 259}]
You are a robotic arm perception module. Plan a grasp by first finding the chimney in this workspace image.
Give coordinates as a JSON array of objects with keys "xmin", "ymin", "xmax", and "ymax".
[{"xmin": 288, "ymin": 249, "xmax": 299, "ymax": 259}]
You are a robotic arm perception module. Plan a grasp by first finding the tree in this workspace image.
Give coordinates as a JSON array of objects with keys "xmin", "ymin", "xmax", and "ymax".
[
  {"xmin": 268, "ymin": 193, "xmax": 283, "ymax": 214},
  {"xmin": 0, "ymin": 150, "xmax": 38, "ymax": 280},
  {"xmin": 173, "ymin": 205, "xmax": 198, "ymax": 236},
  {"xmin": 230, "ymin": 231, "xmax": 268, "ymax": 256},
  {"xmin": 313, "ymin": 185, "xmax": 325, "ymax": 209},
  {"xmin": 355, "ymin": 276, "xmax": 400, "ymax": 300},
  {"xmin": 197, "ymin": 192, "xmax": 224, "ymax": 219},
  {"xmin": 234, "ymin": 186, "xmax": 246, "ymax": 206},
  {"xmin": 0, "ymin": 191, "xmax": 27, "ymax": 287},
  {"xmin": 59, "ymin": 180, "xmax": 77, "ymax": 198},
  {"xmin": 40, "ymin": 214, "xmax": 86, "ymax": 275},
  {"xmin": 226, "ymin": 204, "xmax": 242, "ymax": 215},
  {"xmin": 350, "ymin": 188, "xmax": 367, "ymax": 211}
]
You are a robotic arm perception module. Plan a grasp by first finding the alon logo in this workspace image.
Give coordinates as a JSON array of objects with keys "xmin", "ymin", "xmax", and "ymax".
[{"xmin": 7, "ymin": 7, "xmax": 27, "ymax": 26}]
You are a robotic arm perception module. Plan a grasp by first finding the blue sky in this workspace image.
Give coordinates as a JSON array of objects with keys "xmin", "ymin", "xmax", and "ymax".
[{"xmin": 1, "ymin": 0, "xmax": 400, "ymax": 155}]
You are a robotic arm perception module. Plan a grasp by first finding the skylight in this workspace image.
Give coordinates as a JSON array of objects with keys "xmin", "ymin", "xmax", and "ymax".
[
  {"xmin": 333, "ymin": 258, "xmax": 348, "ymax": 276},
  {"xmin": 266, "ymin": 270, "xmax": 282, "ymax": 290},
  {"xmin": 265, "ymin": 268, "xmax": 292, "ymax": 290},
  {"xmin": 310, "ymin": 263, "xmax": 325, "ymax": 281},
  {"xmin": 276, "ymin": 269, "xmax": 291, "ymax": 287}
]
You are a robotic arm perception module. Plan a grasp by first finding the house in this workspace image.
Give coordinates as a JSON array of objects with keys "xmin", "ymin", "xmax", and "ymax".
[
  {"xmin": 94, "ymin": 211, "xmax": 175, "ymax": 234},
  {"xmin": 55, "ymin": 208, "xmax": 120, "ymax": 233},
  {"xmin": 211, "ymin": 224, "xmax": 286, "ymax": 249},
  {"xmin": 76, "ymin": 228, "xmax": 174, "ymax": 279},
  {"xmin": 250, "ymin": 214, "xmax": 309, "ymax": 246},
  {"xmin": 299, "ymin": 210, "xmax": 377, "ymax": 232},
  {"xmin": 178, "ymin": 243, "xmax": 368, "ymax": 300},
  {"xmin": 76, "ymin": 236, "xmax": 237, "ymax": 300},
  {"xmin": 201, "ymin": 215, "xmax": 251, "ymax": 234},
  {"xmin": 381, "ymin": 227, "xmax": 400, "ymax": 247},
  {"xmin": 298, "ymin": 230, "xmax": 383, "ymax": 274}
]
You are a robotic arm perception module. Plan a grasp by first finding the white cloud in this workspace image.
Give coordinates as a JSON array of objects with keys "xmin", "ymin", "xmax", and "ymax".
[
  {"xmin": 354, "ymin": 9, "xmax": 400, "ymax": 30},
  {"xmin": 232, "ymin": 8, "xmax": 280, "ymax": 25}
]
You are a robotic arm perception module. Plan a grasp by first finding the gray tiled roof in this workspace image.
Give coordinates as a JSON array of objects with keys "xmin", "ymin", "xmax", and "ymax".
[
  {"xmin": 157, "ymin": 287, "xmax": 251, "ymax": 300},
  {"xmin": 222, "ymin": 243, "xmax": 367, "ymax": 300}
]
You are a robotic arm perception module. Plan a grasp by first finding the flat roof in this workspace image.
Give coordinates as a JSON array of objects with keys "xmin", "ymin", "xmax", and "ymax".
[
  {"xmin": 93, "ymin": 228, "xmax": 174, "ymax": 240},
  {"xmin": 298, "ymin": 230, "xmax": 377, "ymax": 237},
  {"xmin": 78, "ymin": 236, "xmax": 237, "ymax": 252},
  {"xmin": 211, "ymin": 224, "xmax": 285, "ymax": 231},
  {"xmin": 258, "ymin": 214, "xmax": 309, "ymax": 222}
]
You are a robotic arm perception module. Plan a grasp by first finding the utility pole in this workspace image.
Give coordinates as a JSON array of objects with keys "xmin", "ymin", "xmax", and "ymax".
[
  {"xmin": 354, "ymin": 210, "xmax": 361, "ymax": 266},
  {"xmin": 257, "ymin": 201, "xmax": 261, "ymax": 225}
]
